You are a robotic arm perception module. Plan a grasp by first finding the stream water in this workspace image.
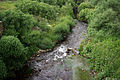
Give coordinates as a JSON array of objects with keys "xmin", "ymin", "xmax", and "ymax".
[{"xmin": 27, "ymin": 20, "xmax": 91, "ymax": 80}]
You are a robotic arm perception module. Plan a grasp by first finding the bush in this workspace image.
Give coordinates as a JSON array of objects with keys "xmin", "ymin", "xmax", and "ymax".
[
  {"xmin": 79, "ymin": 38, "xmax": 120, "ymax": 80},
  {"xmin": 17, "ymin": 1, "xmax": 58, "ymax": 20},
  {"xmin": 78, "ymin": 0, "xmax": 120, "ymax": 80},
  {"xmin": 38, "ymin": 37, "xmax": 55, "ymax": 50},
  {"xmin": 22, "ymin": 30, "xmax": 43, "ymax": 46},
  {"xmin": 1, "ymin": 9, "xmax": 35, "ymax": 37},
  {"xmin": 27, "ymin": 46, "xmax": 39, "ymax": 58},
  {"xmin": 78, "ymin": 2, "xmax": 93, "ymax": 12},
  {"xmin": 78, "ymin": 8, "xmax": 93, "ymax": 22},
  {"xmin": 35, "ymin": 0, "xmax": 75, "ymax": 7},
  {"xmin": 89, "ymin": 9, "xmax": 120, "ymax": 34},
  {"xmin": 0, "ymin": 59, "xmax": 7, "ymax": 80},
  {"xmin": 60, "ymin": 5, "xmax": 74, "ymax": 18},
  {"xmin": 0, "ymin": 36, "xmax": 27, "ymax": 72},
  {"xmin": 53, "ymin": 23, "xmax": 70, "ymax": 38},
  {"xmin": 38, "ymin": 21, "xmax": 50, "ymax": 32},
  {"xmin": 59, "ymin": 16, "xmax": 75, "ymax": 28},
  {"xmin": 16, "ymin": 0, "xmax": 41, "ymax": 15},
  {"xmin": 22, "ymin": 30, "xmax": 55, "ymax": 49},
  {"xmin": 90, "ymin": 0, "xmax": 120, "ymax": 14},
  {"xmin": 90, "ymin": 39, "xmax": 120, "ymax": 80}
]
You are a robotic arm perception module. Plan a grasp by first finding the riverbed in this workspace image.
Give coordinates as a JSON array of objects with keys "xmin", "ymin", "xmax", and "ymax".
[{"xmin": 27, "ymin": 20, "xmax": 91, "ymax": 80}]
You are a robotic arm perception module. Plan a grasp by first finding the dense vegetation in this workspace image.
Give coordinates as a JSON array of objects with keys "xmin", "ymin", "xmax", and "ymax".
[
  {"xmin": 78, "ymin": 0, "xmax": 120, "ymax": 80},
  {"xmin": 0, "ymin": 0, "xmax": 75, "ymax": 79},
  {"xmin": 0, "ymin": 0, "xmax": 120, "ymax": 80}
]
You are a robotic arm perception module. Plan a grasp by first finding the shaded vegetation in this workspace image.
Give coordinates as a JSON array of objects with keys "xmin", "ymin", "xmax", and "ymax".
[
  {"xmin": 0, "ymin": 0, "xmax": 75, "ymax": 79},
  {"xmin": 78, "ymin": 0, "xmax": 120, "ymax": 80}
]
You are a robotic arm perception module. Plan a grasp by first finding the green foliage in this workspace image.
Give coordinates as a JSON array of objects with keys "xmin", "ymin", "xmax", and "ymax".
[
  {"xmin": 73, "ymin": 66, "xmax": 91, "ymax": 80},
  {"xmin": 17, "ymin": 0, "xmax": 58, "ymax": 20},
  {"xmin": 53, "ymin": 23, "xmax": 70, "ymax": 38},
  {"xmin": 22, "ymin": 30, "xmax": 55, "ymax": 50},
  {"xmin": 60, "ymin": 5, "xmax": 74, "ymax": 18},
  {"xmin": 89, "ymin": 9, "xmax": 120, "ymax": 34},
  {"xmin": 27, "ymin": 46, "xmax": 39, "ymax": 58},
  {"xmin": 38, "ymin": 21, "xmax": 50, "ymax": 32},
  {"xmin": 78, "ymin": 0, "xmax": 120, "ymax": 79},
  {"xmin": 0, "ymin": 59, "xmax": 7, "ymax": 80},
  {"xmin": 0, "ymin": 0, "xmax": 75, "ymax": 79},
  {"xmin": 78, "ymin": 2, "xmax": 93, "ymax": 12},
  {"xmin": 38, "ymin": 37, "xmax": 55, "ymax": 50},
  {"xmin": 91, "ymin": 0, "xmax": 120, "ymax": 14},
  {"xmin": 0, "ymin": 36, "xmax": 27, "ymax": 72},
  {"xmin": 79, "ymin": 38, "xmax": 120, "ymax": 80},
  {"xmin": 78, "ymin": 8, "xmax": 93, "ymax": 22},
  {"xmin": 59, "ymin": 16, "xmax": 75, "ymax": 28},
  {"xmin": 0, "ymin": 1, "xmax": 16, "ymax": 12},
  {"xmin": 22, "ymin": 30, "xmax": 43, "ymax": 46},
  {"xmin": 34, "ymin": 0, "xmax": 75, "ymax": 7},
  {"xmin": 1, "ymin": 9, "xmax": 35, "ymax": 37}
]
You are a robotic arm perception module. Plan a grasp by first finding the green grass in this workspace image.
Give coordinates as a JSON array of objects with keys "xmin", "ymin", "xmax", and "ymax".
[{"xmin": 0, "ymin": 1, "xmax": 16, "ymax": 12}]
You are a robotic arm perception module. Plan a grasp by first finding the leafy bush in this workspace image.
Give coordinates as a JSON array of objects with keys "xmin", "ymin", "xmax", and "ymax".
[
  {"xmin": 60, "ymin": 5, "xmax": 74, "ymax": 18},
  {"xmin": 38, "ymin": 21, "xmax": 50, "ymax": 32},
  {"xmin": 27, "ymin": 46, "xmax": 39, "ymax": 58},
  {"xmin": 89, "ymin": 9, "xmax": 120, "ymax": 34},
  {"xmin": 0, "ymin": 1, "xmax": 16, "ymax": 12},
  {"xmin": 22, "ymin": 30, "xmax": 43, "ymax": 46},
  {"xmin": 79, "ymin": 38, "xmax": 120, "ymax": 80},
  {"xmin": 17, "ymin": 1, "xmax": 58, "ymax": 20},
  {"xmin": 78, "ymin": 2, "xmax": 93, "ymax": 12},
  {"xmin": 59, "ymin": 16, "xmax": 75, "ymax": 28},
  {"xmin": 0, "ymin": 59, "xmax": 7, "ymax": 80},
  {"xmin": 34, "ymin": 0, "xmax": 75, "ymax": 7},
  {"xmin": 0, "ymin": 36, "xmax": 27, "ymax": 72},
  {"xmin": 1, "ymin": 9, "xmax": 35, "ymax": 37},
  {"xmin": 38, "ymin": 37, "xmax": 55, "ymax": 50},
  {"xmin": 78, "ymin": 8, "xmax": 93, "ymax": 22},
  {"xmin": 16, "ymin": 0, "xmax": 41, "ymax": 15},
  {"xmin": 78, "ymin": 0, "xmax": 120, "ymax": 80},
  {"xmin": 53, "ymin": 23, "xmax": 70, "ymax": 38},
  {"xmin": 22, "ymin": 30, "xmax": 55, "ymax": 50}
]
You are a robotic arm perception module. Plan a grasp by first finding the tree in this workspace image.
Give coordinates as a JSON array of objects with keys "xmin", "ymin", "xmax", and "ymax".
[{"xmin": 0, "ymin": 36, "xmax": 27, "ymax": 72}]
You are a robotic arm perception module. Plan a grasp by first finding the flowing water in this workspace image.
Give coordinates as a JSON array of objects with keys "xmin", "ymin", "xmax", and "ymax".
[{"xmin": 27, "ymin": 20, "xmax": 91, "ymax": 80}]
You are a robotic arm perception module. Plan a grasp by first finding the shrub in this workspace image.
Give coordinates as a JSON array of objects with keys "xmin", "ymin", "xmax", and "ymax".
[
  {"xmin": 60, "ymin": 5, "xmax": 74, "ymax": 18},
  {"xmin": 27, "ymin": 46, "xmax": 39, "ymax": 58},
  {"xmin": 22, "ymin": 30, "xmax": 55, "ymax": 49},
  {"xmin": 78, "ymin": 2, "xmax": 93, "ymax": 12},
  {"xmin": 59, "ymin": 16, "xmax": 75, "ymax": 28},
  {"xmin": 79, "ymin": 38, "xmax": 120, "ymax": 80},
  {"xmin": 38, "ymin": 37, "xmax": 55, "ymax": 50},
  {"xmin": 16, "ymin": 0, "xmax": 41, "ymax": 15},
  {"xmin": 1, "ymin": 9, "xmax": 35, "ymax": 37},
  {"xmin": 90, "ymin": 0, "xmax": 120, "ymax": 14},
  {"xmin": 38, "ymin": 21, "xmax": 50, "ymax": 32},
  {"xmin": 17, "ymin": 1, "xmax": 58, "ymax": 20},
  {"xmin": 0, "ymin": 36, "xmax": 27, "ymax": 72},
  {"xmin": 21, "ymin": 30, "xmax": 43, "ymax": 46},
  {"xmin": 89, "ymin": 39, "xmax": 120, "ymax": 80},
  {"xmin": 34, "ymin": 0, "xmax": 57, "ymax": 5},
  {"xmin": 89, "ymin": 9, "xmax": 120, "ymax": 34},
  {"xmin": 0, "ymin": 59, "xmax": 7, "ymax": 80},
  {"xmin": 53, "ymin": 23, "xmax": 70, "ymax": 38},
  {"xmin": 35, "ymin": 0, "xmax": 75, "ymax": 7},
  {"xmin": 78, "ymin": 8, "xmax": 93, "ymax": 22}
]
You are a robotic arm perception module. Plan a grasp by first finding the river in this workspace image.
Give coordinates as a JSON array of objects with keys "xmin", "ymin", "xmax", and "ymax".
[{"xmin": 27, "ymin": 20, "xmax": 91, "ymax": 80}]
